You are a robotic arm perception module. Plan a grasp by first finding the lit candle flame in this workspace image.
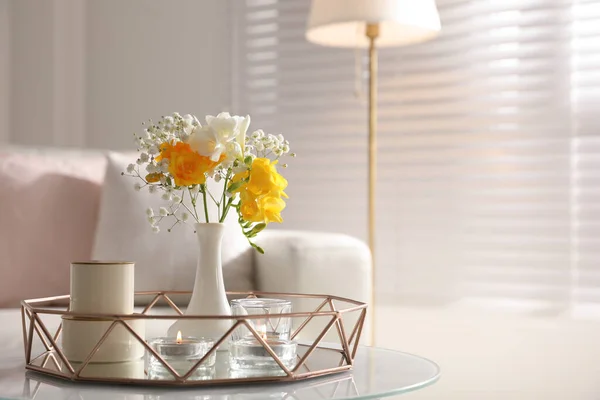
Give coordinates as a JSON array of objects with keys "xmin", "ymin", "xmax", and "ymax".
[
  {"xmin": 176, "ymin": 330, "xmax": 182, "ymax": 344},
  {"xmin": 259, "ymin": 326, "xmax": 268, "ymax": 341}
]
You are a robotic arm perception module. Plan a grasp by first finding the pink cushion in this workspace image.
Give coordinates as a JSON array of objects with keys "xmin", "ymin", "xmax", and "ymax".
[{"xmin": 0, "ymin": 152, "xmax": 106, "ymax": 307}]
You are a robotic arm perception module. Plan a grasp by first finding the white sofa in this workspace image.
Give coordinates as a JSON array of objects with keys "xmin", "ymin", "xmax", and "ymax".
[{"xmin": 0, "ymin": 147, "xmax": 372, "ymax": 377}]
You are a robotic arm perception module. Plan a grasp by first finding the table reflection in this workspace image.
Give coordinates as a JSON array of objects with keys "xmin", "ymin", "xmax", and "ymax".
[{"xmin": 22, "ymin": 370, "xmax": 359, "ymax": 400}]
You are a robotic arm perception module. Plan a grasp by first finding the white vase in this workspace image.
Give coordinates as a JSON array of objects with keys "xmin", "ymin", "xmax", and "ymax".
[{"xmin": 167, "ymin": 223, "xmax": 232, "ymax": 349}]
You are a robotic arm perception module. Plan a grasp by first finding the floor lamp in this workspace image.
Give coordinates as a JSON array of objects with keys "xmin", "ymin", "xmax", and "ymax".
[{"xmin": 306, "ymin": 0, "xmax": 441, "ymax": 344}]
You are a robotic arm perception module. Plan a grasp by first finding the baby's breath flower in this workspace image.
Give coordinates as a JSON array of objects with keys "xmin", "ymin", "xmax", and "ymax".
[
  {"xmin": 251, "ymin": 129, "xmax": 264, "ymax": 140},
  {"xmin": 152, "ymin": 226, "xmax": 160, "ymax": 234},
  {"xmin": 160, "ymin": 160, "xmax": 170, "ymax": 173},
  {"xmin": 181, "ymin": 212, "xmax": 189, "ymax": 222},
  {"xmin": 148, "ymin": 146, "xmax": 159, "ymax": 156},
  {"xmin": 140, "ymin": 153, "xmax": 149, "ymax": 162},
  {"xmin": 160, "ymin": 175, "xmax": 167, "ymax": 185},
  {"xmin": 159, "ymin": 207, "xmax": 169, "ymax": 216},
  {"xmin": 172, "ymin": 195, "xmax": 182, "ymax": 203},
  {"xmin": 134, "ymin": 183, "xmax": 142, "ymax": 192},
  {"xmin": 190, "ymin": 185, "xmax": 200, "ymax": 194},
  {"xmin": 148, "ymin": 185, "xmax": 158, "ymax": 194},
  {"xmin": 146, "ymin": 163, "xmax": 158, "ymax": 174},
  {"xmin": 162, "ymin": 193, "xmax": 172, "ymax": 201},
  {"xmin": 146, "ymin": 208, "xmax": 154, "ymax": 217},
  {"xmin": 126, "ymin": 164, "xmax": 135, "ymax": 173},
  {"xmin": 282, "ymin": 145, "xmax": 290, "ymax": 154},
  {"xmin": 214, "ymin": 174, "xmax": 222, "ymax": 183}
]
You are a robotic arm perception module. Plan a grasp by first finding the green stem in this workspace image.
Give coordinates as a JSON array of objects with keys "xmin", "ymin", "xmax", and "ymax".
[
  {"xmin": 219, "ymin": 172, "xmax": 230, "ymax": 221},
  {"xmin": 201, "ymin": 184, "xmax": 210, "ymax": 223},
  {"xmin": 220, "ymin": 198, "xmax": 235, "ymax": 223},
  {"xmin": 188, "ymin": 188, "xmax": 200, "ymax": 222}
]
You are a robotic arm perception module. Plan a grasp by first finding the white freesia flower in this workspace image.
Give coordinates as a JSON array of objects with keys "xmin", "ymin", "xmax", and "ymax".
[
  {"xmin": 181, "ymin": 114, "xmax": 198, "ymax": 135},
  {"xmin": 225, "ymin": 141, "xmax": 242, "ymax": 164},
  {"xmin": 232, "ymin": 165, "xmax": 247, "ymax": 174},
  {"xmin": 187, "ymin": 112, "xmax": 250, "ymax": 162},
  {"xmin": 159, "ymin": 207, "xmax": 169, "ymax": 216}
]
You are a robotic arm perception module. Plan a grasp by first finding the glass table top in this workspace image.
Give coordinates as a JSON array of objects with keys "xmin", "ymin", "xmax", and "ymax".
[{"xmin": 0, "ymin": 346, "xmax": 440, "ymax": 400}]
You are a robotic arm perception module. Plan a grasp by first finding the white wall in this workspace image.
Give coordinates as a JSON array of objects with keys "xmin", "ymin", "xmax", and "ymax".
[
  {"xmin": 5, "ymin": 0, "xmax": 232, "ymax": 150},
  {"xmin": 85, "ymin": 0, "xmax": 232, "ymax": 149},
  {"xmin": 0, "ymin": 0, "xmax": 8, "ymax": 144}
]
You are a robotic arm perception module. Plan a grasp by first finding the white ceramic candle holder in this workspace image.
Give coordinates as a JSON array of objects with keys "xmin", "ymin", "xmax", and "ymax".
[
  {"xmin": 69, "ymin": 261, "xmax": 135, "ymax": 314},
  {"xmin": 63, "ymin": 260, "xmax": 144, "ymax": 363}
]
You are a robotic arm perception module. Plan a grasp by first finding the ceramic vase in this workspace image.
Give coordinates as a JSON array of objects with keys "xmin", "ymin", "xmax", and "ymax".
[{"xmin": 168, "ymin": 223, "xmax": 232, "ymax": 349}]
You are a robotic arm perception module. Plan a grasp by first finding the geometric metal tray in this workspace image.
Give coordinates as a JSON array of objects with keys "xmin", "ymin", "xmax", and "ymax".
[{"xmin": 21, "ymin": 291, "xmax": 367, "ymax": 386}]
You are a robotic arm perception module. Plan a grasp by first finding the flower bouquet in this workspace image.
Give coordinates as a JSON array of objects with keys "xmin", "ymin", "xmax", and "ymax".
[{"xmin": 122, "ymin": 112, "xmax": 293, "ymax": 339}]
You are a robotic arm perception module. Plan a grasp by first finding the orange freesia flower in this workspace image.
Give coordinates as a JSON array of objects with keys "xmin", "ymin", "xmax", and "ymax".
[
  {"xmin": 156, "ymin": 141, "xmax": 175, "ymax": 162},
  {"xmin": 168, "ymin": 142, "xmax": 221, "ymax": 186}
]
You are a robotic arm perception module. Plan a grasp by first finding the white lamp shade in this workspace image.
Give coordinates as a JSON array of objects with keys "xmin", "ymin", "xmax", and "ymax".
[{"xmin": 306, "ymin": 0, "xmax": 441, "ymax": 48}]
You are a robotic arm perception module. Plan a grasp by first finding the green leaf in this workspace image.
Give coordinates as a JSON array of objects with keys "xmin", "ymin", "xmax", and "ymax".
[{"xmin": 244, "ymin": 156, "xmax": 253, "ymax": 165}]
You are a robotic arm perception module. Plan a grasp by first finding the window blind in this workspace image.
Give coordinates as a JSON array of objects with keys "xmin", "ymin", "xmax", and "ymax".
[{"xmin": 233, "ymin": 0, "xmax": 600, "ymax": 314}]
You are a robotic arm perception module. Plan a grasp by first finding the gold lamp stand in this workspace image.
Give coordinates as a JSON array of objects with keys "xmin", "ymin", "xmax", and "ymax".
[{"xmin": 366, "ymin": 23, "xmax": 379, "ymax": 345}]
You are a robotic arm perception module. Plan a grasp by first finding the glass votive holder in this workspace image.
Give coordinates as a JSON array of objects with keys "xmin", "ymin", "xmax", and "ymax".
[
  {"xmin": 146, "ymin": 333, "xmax": 216, "ymax": 378},
  {"xmin": 229, "ymin": 298, "xmax": 297, "ymax": 370}
]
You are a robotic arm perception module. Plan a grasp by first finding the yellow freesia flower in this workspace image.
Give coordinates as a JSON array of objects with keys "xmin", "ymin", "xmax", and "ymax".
[{"xmin": 231, "ymin": 157, "xmax": 287, "ymax": 224}]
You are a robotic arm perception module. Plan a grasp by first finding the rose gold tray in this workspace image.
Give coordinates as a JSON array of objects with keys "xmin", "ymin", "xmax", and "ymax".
[{"xmin": 21, "ymin": 291, "xmax": 367, "ymax": 387}]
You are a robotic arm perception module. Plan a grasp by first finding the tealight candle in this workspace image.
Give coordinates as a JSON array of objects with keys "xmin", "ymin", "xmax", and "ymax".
[
  {"xmin": 147, "ymin": 331, "xmax": 216, "ymax": 378},
  {"xmin": 229, "ymin": 298, "xmax": 297, "ymax": 370}
]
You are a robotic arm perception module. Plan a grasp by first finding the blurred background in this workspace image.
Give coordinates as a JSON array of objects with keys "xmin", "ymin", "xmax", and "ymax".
[{"xmin": 2, "ymin": 0, "xmax": 600, "ymax": 398}]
